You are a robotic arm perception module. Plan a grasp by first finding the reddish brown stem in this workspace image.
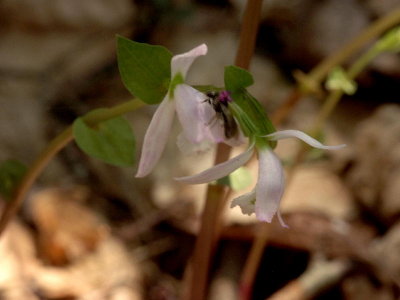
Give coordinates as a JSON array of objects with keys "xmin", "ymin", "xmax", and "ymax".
[{"xmin": 183, "ymin": 1, "xmax": 263, "ymax": 299}]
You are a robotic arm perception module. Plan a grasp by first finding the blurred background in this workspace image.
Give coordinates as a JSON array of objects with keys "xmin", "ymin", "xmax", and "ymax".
[{"xmin": 0, "ymin": 0, "xmax": 399, "ymax": 299}]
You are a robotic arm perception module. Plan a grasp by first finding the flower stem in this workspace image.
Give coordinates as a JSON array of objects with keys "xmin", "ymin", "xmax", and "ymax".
[
  {"xmin": 0, "ymin": 99, "xmax": 144, "ymax": 237},
  {"xmin": 286, "ymin": 7, "xmax": 400, "ymax": 120},
  {"xmin": 312, "ymin": 46, "xmax": 381, "ymax": 137},
  {"xmin": 239, "ymin": 224, "xmax": 271, "ymax": 300},
  {"xmin": 234, "ymin": 0, "xmax": 264, "ymax": 69},
  {"xmin": 290, "ymin": 46, "xmax": 383, "ymax": 180},
  {"xmin": 184, "ymin": 1, "xmax": 263, "ymax": 299},
  {"xmin": 308, "ymin": 7, "xmax": 400, "ymax": 86}
]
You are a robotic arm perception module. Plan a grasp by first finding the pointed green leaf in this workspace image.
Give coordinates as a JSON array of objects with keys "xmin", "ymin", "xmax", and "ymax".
[
  {"xmin": 224, "ymin": 66, "xmax": 275, "ymax": 145},
  {"xmin": 224, "ymin": 65, "xmax": 254, "ymax": 91},
  {"xmin": 73, "ymin": 113, "xmax": 135, "ymax": 167},
  {"xmin": 117, "ymin": 36, "xmax": 172, "ymax": 104},
  {"xmin": 0, "ymin": 160, "xmax": 27, "ymax": 199},
  {"xmin": 229, "ymin": 91, "xmax": 276, "ymax": 147}
]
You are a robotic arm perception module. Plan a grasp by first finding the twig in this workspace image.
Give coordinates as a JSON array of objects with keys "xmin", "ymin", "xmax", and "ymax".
[
  {"xmin": 223, "ymin": 213, "xmax": 374, "ymax": 261},
  {"xmin": 267, "ymin": 256, "xmax": 350, "ymax": 300}
]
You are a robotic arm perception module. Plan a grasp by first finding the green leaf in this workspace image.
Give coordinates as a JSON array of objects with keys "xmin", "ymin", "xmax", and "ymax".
[
  {"xmin": 169, "ymin": 72, "xmax": 184, "ymax": 98},
  {"xmin": 73, "ymin": 112, "xmax": 135, "ymax": 167},
  {"xmin": 0, "ymin": 160, "xmax": 27, "ymax": 199},
  {"xmin": 217, "ymin": 167, "xmax": 253, "ymax": 191},
  {"xmin": 223, "ymin": 66, "xmax": 275, "ymax": 145},
  {"xmin": 117, "ymin": 36, "xmax": 172, "ymax": 104},
  {"xmin": 192, "ymin": 85, "xmax": 223, "ymax": 93},
  {"xmin": 224, "ymin": 65, "xmax": 254, "ymax": 91},
  {"xmin": 229, "ymin": 91, "xmax": 276, "ymax": 147}
]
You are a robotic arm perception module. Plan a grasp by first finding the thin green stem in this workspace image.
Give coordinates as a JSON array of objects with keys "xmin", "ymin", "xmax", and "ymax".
[
  {"xmin": 0, "ymin": 99, "xmax": 145, "ymax": 237},
  {"xmin": 290, "ymin": 25, "xmax": 387, "ymax": 180},
  {"xmin": 309, "ymin": 7, "xmax": 400, "ymax": 85},
  {"xmin": 84, "ymin": 99, "xmax": 145, "ymax": 124},
  {"xmin": 184, "ymin": 1, "xmax": 263, "ymax": 299},
  {"xmin": 272, "ymin": 7, "xmax": 400, "ymax": 127},
  {"xmin": 313, "ymin": 46, "xmax": 380, "ymax": 132}
]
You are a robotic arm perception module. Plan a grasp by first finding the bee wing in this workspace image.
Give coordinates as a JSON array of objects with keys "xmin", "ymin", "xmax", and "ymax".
[{"xmin": 219, "ymin": 104, "xmax": 238, "ymax": 139}]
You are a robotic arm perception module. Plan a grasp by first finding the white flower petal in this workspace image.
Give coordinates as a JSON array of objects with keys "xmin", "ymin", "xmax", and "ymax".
[
  {"xmin": 199, "ymin": 101, "xmax": 246, "ymax": 146},
  {"xmin": 171, "ymin": 44, "xmax": 208, "ymax": 78},
  {"xmin": 175, "ymin": 145, "xmax": 254, "ymax": 184},
  {"xmin": 176, "ymin": 132, "xmax": 213, "ymax": 156},
  {"xmin": 136, "ymin": 97, "xmax": 175, "ymax": 177},
  {"xmin": 200, "ymin": 101, "xmax": 225, "ymax": 143},
  {"xmin": 255, "ymin": 148, "xmax": 285, "ymax": 223},
  {"xmin": 266, "ymin": 130, "xmax": 346, "ymax": 150},
  {"xmin": 230, "ymin": 189, "xmax": 256, "ymax": 216},
  {"xmin": 175, "ymin": 84, "xmax": 208, "ymax": 143}
]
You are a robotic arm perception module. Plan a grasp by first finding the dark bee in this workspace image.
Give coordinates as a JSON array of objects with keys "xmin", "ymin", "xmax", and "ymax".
[{"xmin": 205, "ymin": 91, "xmax": 238, "ymax": 139}]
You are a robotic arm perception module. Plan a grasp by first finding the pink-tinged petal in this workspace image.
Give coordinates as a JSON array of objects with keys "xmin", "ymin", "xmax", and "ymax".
[
  {"xmin": 171, "ymin": 44, "xmax": 208, "ymax": 78},
  {"xmin": 200, "ymin": 102, "xmax": 246, "ymax": 146},
  {"xmin": 175, "ymin": 84, "xmax": 208, "ymax": 143},
  {"xmin": 201, "ymin": 102, "xmax": 226, "ymax": 143},
  {"xmin": 266, "ymin": 130, "xmax": 346, "ymax": 150},
  {"xmin": 176, "ymin": 132, "xmax": 213, "ymax": 155},
  {"xmin": 136, "ymin": 97, "xmax": 175, "ymax": 177},
  {"xmin": 207, "ymin": 118, "xmax": 226, "ymax": 143},
  {"xmin": 255, "ymin": 148, "xmax": 285, "ymax": 223},
  {"xmin": 230, "ymin": 189, "xmax": 256, "ymax": 216},
  {"xmin": 175, "ymin": 145, "xmax": 254, "ymax": 184}
]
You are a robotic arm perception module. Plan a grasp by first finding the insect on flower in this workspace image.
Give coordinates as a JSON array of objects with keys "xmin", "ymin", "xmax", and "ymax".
[{"xmin": 204, "ymin": 90, "xmax": 238, "ymax": 139}]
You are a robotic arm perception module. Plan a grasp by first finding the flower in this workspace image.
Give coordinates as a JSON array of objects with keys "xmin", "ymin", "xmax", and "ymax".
[
  {"xmin": 175, "ymin": 130, "xmax": 346, "ymax": 227},
  {"xmin": 176, "ymin": 90, "xmax": 245, "ymax": 156},
  {"xmin": 136, "ymin": 44, "xmax": 210, "ymax": 177},
  {"xmin": 136, "ymin": 44, "xmax": 246, "ymax": 177}
]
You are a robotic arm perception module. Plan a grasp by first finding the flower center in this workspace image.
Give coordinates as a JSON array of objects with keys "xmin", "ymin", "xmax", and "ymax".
[{"xmin": 218, "ymin": 90, "xmax": 232, "ymax": 103}]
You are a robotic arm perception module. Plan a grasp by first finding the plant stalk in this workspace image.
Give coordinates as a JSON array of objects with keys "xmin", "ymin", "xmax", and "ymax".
[
  {"xmin": 184, "ymin": 1, "xmax": 263, "ymax": 299},
  {"xmin": 309, "ymin": 7, "xmax": 400, "ymax": 85}
]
